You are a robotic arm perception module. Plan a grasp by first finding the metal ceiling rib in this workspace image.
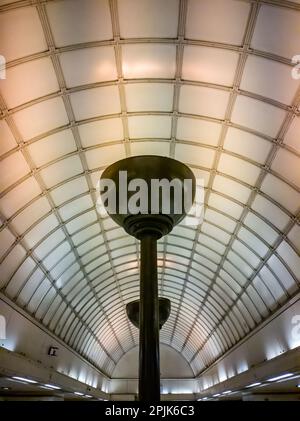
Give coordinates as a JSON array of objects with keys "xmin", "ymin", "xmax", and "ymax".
[{"xmin": 0, "ymin": 0, "xmax": 300, "ymax": 378}]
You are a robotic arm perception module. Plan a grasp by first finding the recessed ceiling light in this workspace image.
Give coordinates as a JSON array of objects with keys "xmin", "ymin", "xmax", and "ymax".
[
  {"xmin": 267, "ymin": 373, "xmax": 293, "ymax": 382},
  {"xmin": 12, "ymin": 376, "xmax": 37, "ymax": 384}
]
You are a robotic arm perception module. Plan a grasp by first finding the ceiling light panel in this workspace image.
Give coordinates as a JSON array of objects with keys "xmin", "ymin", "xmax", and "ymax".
[
  {"xmin": 0, "ymin": 177, "xmax": 41, "ymax": 219},
  {"xmin": 179, "ymin": 85, "xmax": 230, "ymax": 119},
  {"xmin": 224, "ymin": 127, "xmax": 272, "ymax": 164},
  {"xmin": 122, "ymin": 44, "xmax": 176, "ymax": 79},
  {"xmin": 240, "ymin": 55, "xmax": 299, "ymax": 105},
  {"xmin": 46, "ymin": 0, "xmax": 113, "ymax": 47},
  {"xmin": 0, "ymin": 58, "xmax": 59, "ymax": 109},
  {"xmin": 26, "ymin": 129, "xmax": 77, "ymax": 167},
  {"xmin": 182, "ymin": 46, "xmax": 239, "ymax": 86},
  {"xmin": 118, "ymin": 0, "xmax": 179, "ymax": 38},
  {"xmin": 39, "ymin": 155, "xmax": 83, "ymax": 188},
  {"xmin": 85, "ymin": 143, "xmax": 126, "ymax": 169},
  {"xmin": 271, "ymin": 148, "xmax": 300, "ymax": 188},
  {"xmin": 261, "ymin": 174, "xmax": 300, "ymax": 214},
  {"xmin": 78, "ymin": 118, "xmax": 124, "ymax": 146},
  {"xmin": 218, "ymin": 153, "xmax": 261, "ymax": 186},
  {"xmin": 231, "ymin": 95, "xmax": 287, "ymax": 138},
  {"xmin": 0, "ymin": 151, "xmax": 30, "ymax": 193},
  {"xmin": 130, "ymin": 141, "xmax": 170, "ymax": 157},
  {"xmin": 59, "ymin": 47, "xmax": 117, "ymax": 87},
  {"xmin": 0, "ymin": 6, "xmax": 47, "ymax": 62},
  {"xmin": 127, "ymin": 115, "xmax": 172, "ymax": 139},
  {"xmin": 212, "ymin": 175, "xmax": 252, "ymax": 204},
  {"xmin": 176, "ymin": 117, "xmax": 221, "ymax": 146},
  {"xmin": 284, "ymin": 116, "xmax": 300, "ymax": 153},
  {"xmin": 0, "ymin": 120, "xmax": 17, "ymax": 156},
  {"xmin": 12, "ymin": 97, "xmax": 69, "ymax": 141},
  {"xmin": 186, "ymin": 0, "xmax": 250, "ymax": 45},
  {"xmin": 251, "ymin": 5, "xmax": 300, "ymax": 58},
  {"xmin": 175, "ymin": 144, "xmax": 215, "ymax": 168},
  {"xmin": 125, "ymin": 83, "xmax": 173, "ymax": 112},
  {"xmin": 70, "ymin": 86, "xmax": 121, "ymax": 120}
]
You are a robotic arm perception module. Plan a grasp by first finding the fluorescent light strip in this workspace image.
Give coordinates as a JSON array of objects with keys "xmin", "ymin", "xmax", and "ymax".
[
  {"xmin": 222, "ymin": 390, "xmax": 232, "ymax": 394},
  {"xmin": 44, "ymin": 384, "xmax": 61, "ymax": 390},
  {"xmin": 12, "ymin": 376, "xmax": 37, "ymax": 384},
  {"xmin": 267, "ymin": 373, "xmax": 293, "ymax": 382},
  {"xmin": 74, "ymin": 392, "xmax": 84, "ymax": 396},
  {"xmin": 246, "ymin": 382, "xmax": 261, "ymax": 388},
  {"xmin": 213, "ymin": 393, "xmax": 220, "ymax": 397}
]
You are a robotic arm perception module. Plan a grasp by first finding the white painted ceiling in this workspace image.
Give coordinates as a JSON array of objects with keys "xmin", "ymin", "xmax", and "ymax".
[{"xmin": 0, "ymin": 0, "xmax": 300, "ymax": 378}]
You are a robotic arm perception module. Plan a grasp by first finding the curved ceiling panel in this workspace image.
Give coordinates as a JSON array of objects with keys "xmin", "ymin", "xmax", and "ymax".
[{"xmin": 0, "ymin": 0, "xmax": 300, "ymax": 377}]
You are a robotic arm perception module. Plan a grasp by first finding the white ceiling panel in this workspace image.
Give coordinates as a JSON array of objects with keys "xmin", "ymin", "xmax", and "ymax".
[
  {"xmin": 12, "ymin": 97, "xmax": 69, "ymax": 141},
  {"xmin": 186, "ymin": 0, "xmax": 250, "ymax": 45},
  {"xmin": 251, "ymin": 5, "xmax": 300, "ymax": 58},
  {"xmin": 39, "ymin": 155, "xmax": 83, "ymax": 188},
  {"xmin": 122, "ymin": 44, "xmax": 176, "ymax": 79},
  {"xmin": 0, "ymin": 6, "xmax": 47, "ymax": 62},
  {"xmin": 261, "ymin": 174, "xmax": 300, "ymax": 214},
  {"xmin": 240, "ymin": 55, "xmax": 299, "ymax": 105},
  {"xmin": 59, "ymin": 46, "xmax": 117, "ymax": 87},
  {"xmin": 284, "ymin": 116, "xmax": 300, "ymax": 153},
  {"xmin": 0, "ymin": 120, "xmax": 17, "ymax": 156},
  {"xmin": 0, "ymin": 151, "xmax": 30, "ymax": 193},
  {"xmin": 179, "ymin": 85, "xmax": 230, "ymax": 119},
  {"xmin": 46, "ymin": 0, "xmax": 113, "ymax": 47},
  {"xmin": 79, "ymin": 118, "xmax": 123, "ymax": 147},
  {"xmin": 0, "ymin": 177, "xmax": 41, "ymax": 219},
  {"xmin": 85, "ymin": 143, "xmax": 126, "ymax": 169},
  {"xmin": 251, "ymin": 194, "xmax": 290, "ymax": 231},
  {"xmin": 271, "ymin": 148, "xmax": 300, "ymax": 188},
  {"xmin": 208, "ymin": 192, "xmax": 244, "ymax": 220},
  {"xmin": 218, "ymin": 153, "xmax": 261, "ymax": 186},
  {"xmin": 0, "ymin": 58, "xmax": 59, "ymax": 109},
  {"xmin": 176, "ymin": 117, "xmax": 221, "ymax": 146},
  {"xmin": 182, "ymin": 46, "xmax": 239, "ymax": 86},
  {"xmin": 213, "ymin": 175, "xmax": 251, "ymax": 204},
  {"xmin": 125, "ymin": 83, "xmax": 173, "ymax": 112},
  {"xmin": 175, "ymin": 144, "xmax": 215, "ymax": 168},
  {"xmin": 50, "ymin": 176, "xmax": 89, "ymax": 207},
  {"xmin": 27, "ymin": 129, "xmax": 77, "ymax": 167},
  {"xmin": 231, "ymin": 95, "xmax": 286, "ymax": 137},
  {"xmin": 11, "ymin": 196, "xmax": 51, "ymax": 235},
  {"xmin": 128, "ymin": 115, "xmax": 172, "ymax": 139},
  {"xmin": 70, "ymin": 86, "xmax": 121, "ymax": 120},
  {"xmin": 118, "ymin": 0, "xmax": 179, "ymax": 38},
  {"xmin": 130, "ymin": 141, "xmax": 169, "ymax": 156},
  {"xmin": 223, "ymin": 127, "xmax": 272, "ymax": 164}
]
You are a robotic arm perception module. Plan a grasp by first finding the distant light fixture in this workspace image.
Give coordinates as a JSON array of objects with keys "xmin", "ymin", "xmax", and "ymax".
[
  {"xmin": 222, "ymin": 390, "xmax": 232, "ymax": 394},
  {"xmin": 85, "ymin": 394, "xmax": 92, "ymax": 398},
  {"xmin": 44, "ymin": 384, "xmax": 61, "ymax": 390},
  {"xmin": 246, "ymin": 382, "xmax": 261, "ymax": 388},
  {"xmin": 213, "ymin": 393, "xmax": 220, "ymax": 397},
  {"xmin": 267, "ymin": 373, "xmax": 293, "ymax": 382},
  {"xmin": 74, "ymin": 392, "xmax": 84, "ymax": 396},
  {"xmin": 12, "ymin": 376, "xmax": 37, "ymax": 384},
  {"xmin": 297, "ymin": 384, "xmax": 300, "ymax": 388}
]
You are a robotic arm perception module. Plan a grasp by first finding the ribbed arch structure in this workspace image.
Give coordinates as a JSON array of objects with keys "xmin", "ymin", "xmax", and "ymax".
[{"xmin": 0, "ymin": 0, "xmax": 300, "ymax": 377}]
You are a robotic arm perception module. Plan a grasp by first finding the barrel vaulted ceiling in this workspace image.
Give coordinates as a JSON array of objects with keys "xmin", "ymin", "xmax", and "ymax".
[{"xmin": 0, "ymin": 0, "xmax": 300, "ymax": 378}]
